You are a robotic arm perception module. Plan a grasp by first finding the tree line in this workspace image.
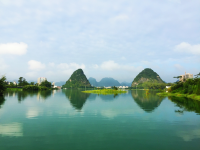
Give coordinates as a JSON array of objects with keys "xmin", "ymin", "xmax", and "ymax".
[{"xmin": 0, "ymin": 76, "xmax": 52, "ymax": 96}]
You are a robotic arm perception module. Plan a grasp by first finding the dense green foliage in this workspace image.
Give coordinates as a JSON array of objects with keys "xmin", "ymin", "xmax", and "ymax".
[
  {"xmin": 133, "ymin": 82, "xmax": 172, "ymax": 90},
  {"xmin": 132, "ymin": 68, "xmax": 164, "ymax": 86},
  {"xmin": 170, "ymin": 78, "xmax": 200, "ymax": 95},
  {"xmin": 18, "ymin": 77, "xmax": 29, "ymax": 86},
  {"xmin": 0, "ymin": 76, "xmax": 7, "ymax": 96},
  {"xmin": 40, "ymin": 80, "xmax": 52, "ymax": 88},
  {"xmin": 62, "ymin": 69, "xmax": 91, "ymax": 88},
  {"xmin": 23, "ymin": 85, "xmax": 48, "ymax": 91}
]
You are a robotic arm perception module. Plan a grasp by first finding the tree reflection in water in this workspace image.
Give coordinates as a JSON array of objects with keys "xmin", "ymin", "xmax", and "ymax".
[
  {"xmin": 0, "ymin": 96, "xmax": 5, "ymax": 108},
  {"xmin": 3, "ymin": 90, "xmax": 52, "ymax": 102},
  {"xmin": 63, "ymin": 89, "xmax": 90, "ymax": 110},
  {"xmin": 131, "ymin": 90, "xmax": 165, "ymax": 112},
  {"xmin": 168, "ymin": 96, "xmax": 200, "ymax": 115}
]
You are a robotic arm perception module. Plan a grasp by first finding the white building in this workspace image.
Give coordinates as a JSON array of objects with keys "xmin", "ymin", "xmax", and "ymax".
[
  {"xmin": 119, "ymin": 86, "xmax": 129, "ymax": 89},
  {"xmin": 179, "ymin": 72, "xmax": 193, "ymax": 82},
  {"xmin": 105, "ymin": 86, "xmax": 111, "ymax": 89},
  {"xmin": 37, "ymin": 77, "xmax": 47, "ymax": 84}
]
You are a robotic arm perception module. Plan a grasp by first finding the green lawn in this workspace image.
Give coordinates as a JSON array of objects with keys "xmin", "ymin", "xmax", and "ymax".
[{"xmin": 82, "ymin": 89, "xmax": 127, "ymax": 95}]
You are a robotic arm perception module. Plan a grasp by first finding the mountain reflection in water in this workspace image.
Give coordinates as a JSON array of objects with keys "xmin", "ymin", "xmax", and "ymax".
[
  {"xmin": 63, "ymin": 89, "xmax": 90, "ymax": 110},
  {"xmin": 131, "ymin": 90, "xmax": 165, "ymax": 112}
]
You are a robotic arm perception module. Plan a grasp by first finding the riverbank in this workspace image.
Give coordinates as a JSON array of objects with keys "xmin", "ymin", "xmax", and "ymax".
[
  {"xmin": 7, "ymin": 88, "xmax": 22, "ymax": 91},
  {"xmin": 157, "ymin": 92, "xmax": 200, "ymax": 101},
  {"xmin": 82, "ymin": 89, "xmax": 127, "ymax": 95}
]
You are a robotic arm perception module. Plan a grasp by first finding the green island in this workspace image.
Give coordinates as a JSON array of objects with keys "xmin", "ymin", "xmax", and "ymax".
[
  {"xmin": 157, "ymin": 75, "xmax": 200, "ymax": 101},
  {"xmin": 82, "ymin": 89, "xmax": 127, "ymax": 95}
]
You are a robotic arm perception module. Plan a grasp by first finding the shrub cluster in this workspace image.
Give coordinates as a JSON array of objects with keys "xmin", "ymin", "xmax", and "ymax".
[
  {"xmin": 170, "ymin": 78, "xmax": 200, "ymax": 95},
  {"xmin": 0, "ymin": 76, "xmax": 7, "ymax": 96},
  {"xmin": 23, "ymin": 85, "xmax": 48, "ymax": 91}
]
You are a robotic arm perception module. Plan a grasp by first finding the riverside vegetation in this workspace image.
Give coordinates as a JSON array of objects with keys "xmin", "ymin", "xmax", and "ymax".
[
  {"xmin": 157, "ymin": 73, "xmax": 200, "ymax": 101},
  {"xmin": 82, "ymin": 88, "xmax": 127, "ymax": 95},
  {"xmin": 0, "ymin": 75, "xmax": 56, "ymax": 96}
]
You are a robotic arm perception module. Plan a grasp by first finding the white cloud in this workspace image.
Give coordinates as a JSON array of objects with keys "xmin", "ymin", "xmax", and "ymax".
[
  {"xmin": 0, "ymin": 0, "xmax": 24, "ymax": 6},
  {"xmin": 92, "ymin": 64, "xmax": 99, "ymax": 69},
  {"xmin": 100, "ymin": 60, "xmax": 143, "ymax": 72},
  {"xmin": 101, "ymin": 60, "xmax": 120, "ymax": 71},
  {"xmin": 121, "ymin": 56, "xmax": 126, "ymax": 60},
  {"xmin": 26, "ymin": 71, "xmax": 38, "ymax": 78},
  {"xmin": 174, "ymin": 42, "xmax": 200, "ymax": 55},
  {"xmin": 57, "ymin": 63, "xmax": 85, "ymax": 70},
  {"xmin": 28, "ymin": 60, "xmax": 46, "ymax": 71},
  {"xmin": 174, "ymin": 64, "xmax": 184, "ymax": 71},
  {"xmin": 110, "ymin": 14, "xmax": 129, "ymax": 22},
  {"xmin": 0, "ymin": 59, "xmax": 8, "ymax": 71},
  {"xmin": 57, "ymin": 63, "xmax": 86, "ymax": 75},
  {"xmin": 0, "ymin": 42, "xmax": 27, "ymax": 55},
  {"xmin": 49, "ymin": 62, "xmax": 55, "ymax": 67},
  {"xmin": 168, "ymin": 0, "xmax": 181, "ymax": 3}
]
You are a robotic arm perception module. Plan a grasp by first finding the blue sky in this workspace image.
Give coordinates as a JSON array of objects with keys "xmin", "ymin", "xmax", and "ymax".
[{"xmin": 0, "ymin": 0, "xmax": 200, "ymax": 83}]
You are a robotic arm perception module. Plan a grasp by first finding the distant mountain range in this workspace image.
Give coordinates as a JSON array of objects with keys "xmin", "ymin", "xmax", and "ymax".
[{"xmin": 88, "ymin": 77, "xmax": 131, "ymax": 87}]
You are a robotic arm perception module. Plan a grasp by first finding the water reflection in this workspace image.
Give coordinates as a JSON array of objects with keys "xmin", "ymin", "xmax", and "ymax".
[
  {"xmin": 0, "ymin": 96, "xmax": 5, "ymax": 108},
  {"xmin": 0, "ymin": 122, "xmax": 23, "ymax": 137},
  {"xmin": 131, "ymin": 90, "xmax": 164, "ymax": 112},
  {"xmin": 4, "ymin": 90, "xmax": 53, "ymax": 102},
  {"xmin": 168, "ymin": 96, "xmax": 200, "ymax": 115},
  {"xmin": 63, "ymin": 89, "xmax": 90, "ymax": 110}
]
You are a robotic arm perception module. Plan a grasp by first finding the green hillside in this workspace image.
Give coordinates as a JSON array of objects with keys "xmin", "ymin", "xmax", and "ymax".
[
  {"xmin": 131, "ymin": 68, "xmax": 164, "ymax": 87},
  {"xmin": 62, "ymin": 69, "xmax": 91, "ymax": 88}
]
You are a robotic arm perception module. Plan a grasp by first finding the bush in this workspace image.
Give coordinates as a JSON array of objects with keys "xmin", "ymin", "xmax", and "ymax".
[
  {"xmin": 23, "ymin": 85, "xmax": 39, "ymax": 91},
  {"xmin": 39, "ymin": 86, "xmax": 48, "ymax": 91},
  {"xmin": 167, "ymin": 87, "xmax": 172, "ymax": 92},
  {"xmin": 0, "ymin": 76, "xmax": 7, "ymax": 96}
]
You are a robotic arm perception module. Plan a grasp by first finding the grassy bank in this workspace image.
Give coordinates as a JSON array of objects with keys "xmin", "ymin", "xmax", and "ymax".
[
  {"xmin": 82, "ymin": 89, "xmax": 127, "ymax": 95},
  {"xmin": 157, "ymin": 92, "xmax": 200, "ymax": 101},
  {"xmin": 7, "ymin": 88, "xmax": 22, "ymax": 91}
]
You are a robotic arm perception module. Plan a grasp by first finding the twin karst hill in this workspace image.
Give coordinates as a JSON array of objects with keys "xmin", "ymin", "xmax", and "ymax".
[
  {"xmin": 62, "ymin": 68, "xmax": 164, "ymax": 88},
  {"xmin": 62, "ymin": 69, "xmax": 91, "ymax": 88},
  {"xmin": 131, "ymin": 68, "xmax": 164, "ymax": 87}
]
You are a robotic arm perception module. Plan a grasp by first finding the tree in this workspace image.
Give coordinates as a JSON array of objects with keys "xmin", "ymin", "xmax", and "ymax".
[
  {"xmin": 18, "ymin": 77, "xmax": 23, "ymax": 86},
  {"xmin": 30, "ymin": 82, "xmax": 35, "ymax": 85},
  {"xmin": 0, "ymin": 76, "xmax": 7, "ymax": 96},
  {"xmin": 40, "ymin": 80, "xmax": 51, "ymax": 88},
  {"xmin": 195, "ymin": 72, "xmax": 200, "ymax": 78},
  {"xmin": 22, "ymin": 78, "xmax": 29, "ymax": 86}
]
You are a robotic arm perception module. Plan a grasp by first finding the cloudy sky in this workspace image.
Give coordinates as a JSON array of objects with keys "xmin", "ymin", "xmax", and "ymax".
[{"xmin": 0, "ymin": 0, "xmax": 200, "ymax": 83}]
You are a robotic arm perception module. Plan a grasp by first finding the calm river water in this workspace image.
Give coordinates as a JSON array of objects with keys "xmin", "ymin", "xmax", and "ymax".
[{"xmin": 0, "ymin": 90, "xmax": 200, "ymax": 150}]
